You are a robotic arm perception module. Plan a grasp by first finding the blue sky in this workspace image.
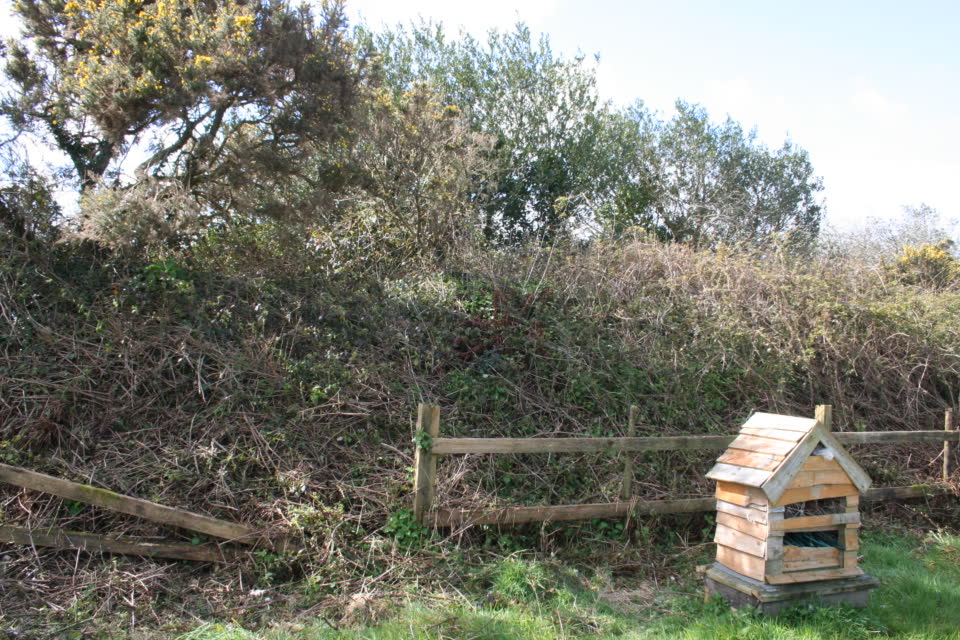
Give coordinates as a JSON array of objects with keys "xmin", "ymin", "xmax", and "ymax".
[{"xmin": 349, "ymin": 0, "xmax": 960, "ymax": 230}]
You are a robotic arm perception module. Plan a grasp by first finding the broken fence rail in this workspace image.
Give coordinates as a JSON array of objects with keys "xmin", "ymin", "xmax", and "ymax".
[
  {"xmin": 0, "ymin": 462, "xmax": 295, "ymax": 562},
  {"xmin": 0, "ymin": 525, "xmax": 235, "ymax": 563}
]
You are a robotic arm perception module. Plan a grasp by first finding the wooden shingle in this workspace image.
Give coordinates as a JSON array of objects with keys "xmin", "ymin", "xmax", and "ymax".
[{"xmin": 706, "ymin": 412, "xmax": 872, "ymax": 504}]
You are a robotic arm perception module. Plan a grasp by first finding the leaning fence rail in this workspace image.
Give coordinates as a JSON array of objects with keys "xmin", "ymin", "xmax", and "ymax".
[
  {"xmin": 0, "ymin": 462, "xmax": 292, "ymax": 562},
  {"xmin": 412, "ymin": 403, "xmax": 958, "ymax": 527}
]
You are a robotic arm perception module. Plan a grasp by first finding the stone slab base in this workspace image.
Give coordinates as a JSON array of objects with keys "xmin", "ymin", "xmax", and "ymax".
[{"xmin": 704, "ymin": 562, "xmax": 880, "ymax": 615}]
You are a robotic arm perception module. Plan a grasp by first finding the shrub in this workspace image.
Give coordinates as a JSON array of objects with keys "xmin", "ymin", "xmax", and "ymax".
[{"xmin": 887, "ymin": 241, "xmax": 960, "ymax": 289}]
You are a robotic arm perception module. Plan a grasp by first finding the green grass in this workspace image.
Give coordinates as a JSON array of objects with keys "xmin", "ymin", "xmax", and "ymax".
[{"xmin": 180, "ymin": 531, "xmax": 960, "ymax": 640}]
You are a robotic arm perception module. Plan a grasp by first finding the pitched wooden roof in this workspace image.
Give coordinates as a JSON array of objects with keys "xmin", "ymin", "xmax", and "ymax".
[{"xmin": 706, "ymin": 412, "xmax": 872, "ymax": 503}]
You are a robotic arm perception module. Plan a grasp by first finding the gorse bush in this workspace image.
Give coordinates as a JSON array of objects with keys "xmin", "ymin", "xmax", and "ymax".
[
  {"xmin": 887, "ymin": 241, "xmax": 960, "ymax": 289},
  {"xmin": 5, "ymin": 2, "xmax": 826, "ymax": 254},
  {"xmin": 819, "ymin": 203, "xmax": 957, "ymax": 264}
]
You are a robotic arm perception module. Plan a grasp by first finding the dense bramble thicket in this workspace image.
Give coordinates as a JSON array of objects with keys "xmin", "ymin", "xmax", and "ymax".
[{"xmin": 3, "ymin": 230, "xmax": 959, "ymax": 525}]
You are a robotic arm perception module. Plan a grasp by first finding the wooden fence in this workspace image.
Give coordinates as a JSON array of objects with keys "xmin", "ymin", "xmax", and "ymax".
[
  {"xmin": 0, "ymin": 462, "xmax": 292, "ymax": 562},
  {"xmin": 412, "ymin": 404, "xmax": 958, "ymax": 528}
]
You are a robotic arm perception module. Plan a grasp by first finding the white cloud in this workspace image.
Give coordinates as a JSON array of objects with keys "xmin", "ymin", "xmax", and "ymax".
[
  {"xmin": 847, "ymin": 78, "xmax": 909, "ymax": 123},
  {"xmin": 806, "ymin": 81, "xmax": 957, "ymax": 228}
]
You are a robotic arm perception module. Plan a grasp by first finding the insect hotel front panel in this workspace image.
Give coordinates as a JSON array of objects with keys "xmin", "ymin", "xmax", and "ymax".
[{"xmin": 703, "ymin": 412, "xmax": 880, "ymax": 613}]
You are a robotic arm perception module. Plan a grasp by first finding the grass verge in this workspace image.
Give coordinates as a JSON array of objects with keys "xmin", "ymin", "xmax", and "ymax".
[{"xmin": 178, "ymin": 529, "xmax": 960, "ymax": 640}]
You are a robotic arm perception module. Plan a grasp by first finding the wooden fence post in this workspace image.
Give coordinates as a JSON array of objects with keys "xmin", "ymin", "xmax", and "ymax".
[
  {"xmin": 620, "ymin": 405, "xmax": 638, "ymax": 501},
  {"xmin": 944, "ymin": 409, "xmax": 954, "ymax": 482},
  {"xmin": 412, "ymin": 403, "xmax": 441, "ymax": 524},
  {"xmin": 815, "ymin": 404, "xmax": 832, "ymax": 431}
]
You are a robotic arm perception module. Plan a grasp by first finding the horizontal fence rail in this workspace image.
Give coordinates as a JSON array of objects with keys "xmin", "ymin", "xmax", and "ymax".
[
  {"xmin": 426, "ymin": 486, "xmax": 938, "ymax": 528},
  {"xmin": 430, "ymin": 431, "xmax": 960, "ymax": 456},
  {"xmin": 412, "ymin": 403, "xmax": 958, "ymax": 527}
]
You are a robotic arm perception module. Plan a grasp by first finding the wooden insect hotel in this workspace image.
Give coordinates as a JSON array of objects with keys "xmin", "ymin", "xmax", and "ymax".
[{"xmin": 703, "ymin": 410, "xmax": 880, "ymax": 614}]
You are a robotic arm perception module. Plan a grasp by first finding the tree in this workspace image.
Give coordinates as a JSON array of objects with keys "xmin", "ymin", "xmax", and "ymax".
[
  {"xmin": 609, "ymin": 101, "xmax": 824, "ymax": 249},
  {"xmin": 362, "ymin": 21, "xmax": 615, "ymax": 244},
  {"xmin": 0, "ymin": 153, "xmax": 62, "ymax": 242},
  {"xmin": 364, "ymin": 23, "xmax": 824, "ymax": 249},
  {"xmin": 2, "ymin": 0, "xmax": 364, "ymax": 228},
  {"xmin": 340, "ymin": 84, "xmax": 492, "ymax": 256}
]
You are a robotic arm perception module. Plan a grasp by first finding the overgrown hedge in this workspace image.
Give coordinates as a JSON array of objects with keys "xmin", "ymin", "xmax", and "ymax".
[{"xmin": 1, "ymin": 232, "xmax": 958, "ymax": 597}]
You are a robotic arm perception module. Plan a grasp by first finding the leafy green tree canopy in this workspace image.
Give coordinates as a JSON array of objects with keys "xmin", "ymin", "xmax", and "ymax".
[
  {"xmin": 363, "ymin": 21, "xmax": 613, "ymax": 244},
  {"xmin": 607, "ymin": 101, "xmax": 824, "ymax": 249},
  {"xmin": 361, "ymin": 23, "xmax": 824, "ymax": 250}
]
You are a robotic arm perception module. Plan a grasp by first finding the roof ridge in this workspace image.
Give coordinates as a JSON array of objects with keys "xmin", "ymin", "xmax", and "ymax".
[{"xmin": 706, "ymin": 412, "xmax": 872, "ymax": 502}]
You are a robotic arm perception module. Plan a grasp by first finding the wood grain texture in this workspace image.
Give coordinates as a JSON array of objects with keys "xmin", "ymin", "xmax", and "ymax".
[
  {"xmin": 844, "ymin": 529, "xmax": 860, "ymax": 552},
  {"xmin": 715, "ymin": 522, "xmax": 766, "ymax": 557},
  {"xmin": 801, "ymin": 456, "xmax": 845, "ymax": 472},
  {"xmin": 412, "ymin": 404, "xmax": 441, "ymax": 523},
  {"xmin": 740, "ymin": 426, "xmax": 806, "ymax": 442},
  {"xmin": 0, "ymin": 526, "xmax": 233, "ymax": 563},
  {"xmin": 427, "ymin": 497, "xmax": 716, "ymax": 527},
  {"xmin": 765, "ymin": 535, "xmax": 784, "ymax": 575},
  {"xmin": 427, "ymin": 485, "xmax": 938, "ymax": 528},
  {"xmin": 817, "ymin": 430, "xmax": 872, "ymax": 493},
  {"xmin": 832, "ymin": 431, "xmax": 960, "ymax": 444},
  {"xmin": 705, "ymin": 462, "xmax": 773, "ymax": 487},
  {"xmin": 430, "ymin": 430, "xmax": 956, "ymax": 456},
  {"xmin": 786, "ymin": 470, "xmax": 852, "ymax": 489},
  {"xmin": 815, "ymin": 405, "xmax": 833, "ymax": 431},
  {"xmin": 620, "ymin": 405, "xmax": 637, "ymax": 500},
  {"xmin": 726, "ymin": 434, "xmax": 798, "ymax": 456},
  {"xmin": 765, "ymin": 566, "xmax": 863, "ymax": 585},
  {"xmin": 772, "ymin": 512, "xmax": 860, "ymax": 531},
  {"xmin": 716, "ymin": 448, "xmax": 784, "ymax": 471},
  {"xmin": 430, "ymin": 434, "xmax": 736, "ymax": 455},
  {"xmin": 716, "ymin": 481, "xmax": 768, "ymax": 508},
  {"xmin": 945, "ymin": 409, "xmax": 955, "ymax": 481},
  {"xmin": 775, "ymin": 483, "xmax": 858, "ymax": 507},
  {"xmin": 760, "ymin": 423, "xmax": 826, "ymax": 504},
  {"xmin": 862, "ymin": 486, "xmax": 930, "ymax": 501},
  {"xmin": 783, "ymin": 557, "xmax": 842, "ymax": 572},
  {"xmin": 743, "ymin": 413, "xmax": 818, "ymax": 433},
  {"xmin": 716, "ymin": 511, "xmax": 768, "ymax": 540},
  {"xmin": 716, "ymin": 500, "xmax": 768, "ymax": 524},
  {"xmin": 716, "ymin": 544, "xmax": 766, "ymax": 581},
  {"xmin": 784, "ymin": 545, "xmax": 840, "ymax": 564},
  {"xmin": 0, "ymin": 463, "xmax": 259, "ymax": 544}
]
